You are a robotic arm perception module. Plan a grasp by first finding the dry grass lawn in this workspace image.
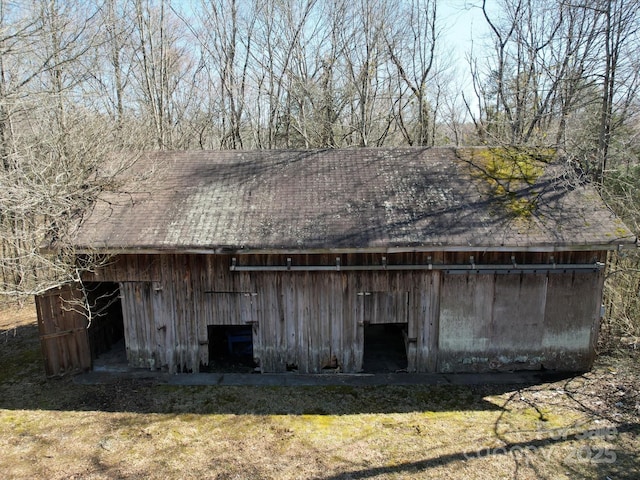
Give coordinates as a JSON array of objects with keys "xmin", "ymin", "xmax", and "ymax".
[{"xmin": 0, "ymin": 302, "xmax": 638, "ymax": 479}]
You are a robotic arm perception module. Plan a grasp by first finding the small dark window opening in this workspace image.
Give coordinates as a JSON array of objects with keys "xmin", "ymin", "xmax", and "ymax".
[
  {"xmin": 362, "ymin": 323, "xmax": 408, "ymax": 373},
  {"xmin": 85, "ymin": 282, "xmax": 126, "ymax": 370},
  {"xmin": 202, "ymin": 325, "xmax": 256, "ymax": 373}
]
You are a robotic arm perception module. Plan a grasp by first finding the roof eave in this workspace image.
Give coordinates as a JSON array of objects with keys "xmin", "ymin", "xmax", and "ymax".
[{"xmin": 71, "ymin": 238, "xmax": 638, "ymax": 256}]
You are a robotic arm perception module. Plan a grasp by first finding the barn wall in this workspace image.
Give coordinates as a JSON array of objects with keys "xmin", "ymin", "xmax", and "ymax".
[
  {"xmin": 35, "ymin": 284, "xmax": 91, "ymax": 376},
  {"xmin": 541, "ymin": 272, "xmax": 604, "ymax": 369},
  {"xmin": 437, "ymin": 268, "xmax": 605, "ymax": 372},
  {"xmin": 87, "ymin": 251, "xmax": 605, "ymax": 373}
]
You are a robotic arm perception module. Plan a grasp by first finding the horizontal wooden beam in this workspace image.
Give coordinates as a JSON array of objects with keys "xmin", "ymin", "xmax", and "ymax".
[
  {"xmin": 230, "ymin": 257, "xmax": 605, "ymax": 274},
  {"xmin": 70, "ymin": 240, "xmax": 637, "ymax": 256}
]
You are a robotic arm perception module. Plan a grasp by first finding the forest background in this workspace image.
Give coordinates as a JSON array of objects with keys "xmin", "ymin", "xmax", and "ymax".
[{"xmin": 0, "ymin": 0, "xmax": 639, "ymax": 340}]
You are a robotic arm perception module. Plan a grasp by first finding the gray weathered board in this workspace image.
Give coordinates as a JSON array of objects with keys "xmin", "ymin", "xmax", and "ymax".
[{"xmin": 75, "ymin": 251, "xmax": 605, "ymax": 374}]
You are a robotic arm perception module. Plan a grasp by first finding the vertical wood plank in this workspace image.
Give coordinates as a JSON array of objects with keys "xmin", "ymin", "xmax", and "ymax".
[
  {"xmin": 35, "ymin": 285, "xmax": 90, "ymax": 376},
  {"xmin": 543, "ymin": 272, "xmax": 602, "ymax": 370}
]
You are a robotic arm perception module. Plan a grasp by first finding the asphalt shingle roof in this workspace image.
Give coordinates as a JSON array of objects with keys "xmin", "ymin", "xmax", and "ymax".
[{"xmin": 72, "ymin": 147, "xmax": 637, "ymax": 253}]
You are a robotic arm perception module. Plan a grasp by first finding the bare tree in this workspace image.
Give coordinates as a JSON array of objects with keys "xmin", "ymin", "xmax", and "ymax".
[
  {"xmin": 467, "ymin": 0, "xmax": 640, "ymax": 167},
  {"xmin": 248, "ymin": 0, "xmax": 318, "ymax": 148},
  {"xmin": 130, "ymin": 0, "xmax": 196, "ymax": 149},
  {"xmin": 273, "ymin": 1, "xmax": 335, "ymax": 148},
  {"xmin": 0, "ymin": 0, "xmax": 141, "ymax": 298},
  {"xmin": 185, "ymin": 0, "xmax": 256, "ymax": 149},
  {"xmin": 594, "ymin": 0, "xmax": 639, "ymax": 180},
  {"xmin": 386, "ymin": 0, "xmax": 442, "ymax": 146}
]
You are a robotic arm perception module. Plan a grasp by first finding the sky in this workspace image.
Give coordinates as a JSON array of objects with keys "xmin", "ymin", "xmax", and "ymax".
[
  {"xmin": 438, "ymin": 1, "xmax": 495, "ymax": 115},
  {"xmin": 440, "ymin": 1, "xmax": 492, "ymax": 62}
]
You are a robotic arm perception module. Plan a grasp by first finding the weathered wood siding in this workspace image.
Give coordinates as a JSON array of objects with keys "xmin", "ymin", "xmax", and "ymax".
[
  {"xmin": 35, "ymin": 285, "xmax": 91, "ymax": 376},
  {"xmin": 437, "ymin": 266, "xmax": 605, "ymax": 372},
  {"xmin": 87, "ymin": 251, "xmax": 605, "ymax": 373}
]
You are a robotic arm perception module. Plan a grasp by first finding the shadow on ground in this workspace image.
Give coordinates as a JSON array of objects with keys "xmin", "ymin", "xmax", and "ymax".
[
  {"xmin": 2, "ymin": 322, "xmax": 639, "ymax": 480},
  {"xmin": 315, "ymin": 419, "xmax": 640, "ymax": 480},
  {"xmin": 0, "ymin": 323, "xmax": 572, "ymax": 416}
]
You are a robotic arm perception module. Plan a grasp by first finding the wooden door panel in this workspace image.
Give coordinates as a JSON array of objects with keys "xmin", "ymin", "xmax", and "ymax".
[{"xmin": 35, "ymin": 285, "xmax": 91, "ymax": 376}]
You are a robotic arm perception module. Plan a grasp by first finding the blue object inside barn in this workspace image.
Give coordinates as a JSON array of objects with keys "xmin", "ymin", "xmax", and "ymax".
[{"xmin": 226, "ymin": 328, "xmax": 253, "ymax": 356}]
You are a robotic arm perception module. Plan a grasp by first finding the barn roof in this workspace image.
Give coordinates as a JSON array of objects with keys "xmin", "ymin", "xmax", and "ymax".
[{"xmin": 71, "ymin": 147, "xmax": 636, "ymax": 253}]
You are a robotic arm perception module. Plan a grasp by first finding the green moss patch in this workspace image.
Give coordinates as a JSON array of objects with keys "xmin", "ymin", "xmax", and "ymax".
[{"xmin": 458, "ymin": 147, "xmax": 554, "ymax": 218}]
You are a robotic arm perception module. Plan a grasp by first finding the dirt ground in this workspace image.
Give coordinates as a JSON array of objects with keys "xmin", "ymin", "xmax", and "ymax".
[{"xmin": 0, "ymin": 303, "xmax": 638, "ymax": 479}]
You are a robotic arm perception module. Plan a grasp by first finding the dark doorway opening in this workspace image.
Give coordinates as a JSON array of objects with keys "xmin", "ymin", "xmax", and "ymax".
[
  {"xmin": 362, "ymin": 323, "xmax": 408, "ymax": 373},
  {"xmin": 202, "ymin": 325, "xmax": 256, "ymax": 373},
  {"xmin": 85, "ymin": 282, "xmax": 127, "ymax": 371}
]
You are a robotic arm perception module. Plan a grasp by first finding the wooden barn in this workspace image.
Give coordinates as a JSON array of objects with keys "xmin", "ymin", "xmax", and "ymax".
[{"xmin": 36, "ymin": 147, "xmax": 636, "ymax": 376}]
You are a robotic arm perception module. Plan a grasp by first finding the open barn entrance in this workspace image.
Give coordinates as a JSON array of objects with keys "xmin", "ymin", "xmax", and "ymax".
[
  {"xmin": 202, "ymin": 325, "xmax": 256, "ymax": 373},
  {"xmin": 85, "ymin": 282, "xmax": 127, "ymax": 371},
  {"xmin": 362, "ymin": 323, "xmax": 408, "ymax": 373}
]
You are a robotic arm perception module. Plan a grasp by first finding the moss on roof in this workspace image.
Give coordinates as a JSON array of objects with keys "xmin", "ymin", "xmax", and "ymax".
[{"xmin": 458, "ymin": 147, "xmax": 555, "ymax": 218}]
